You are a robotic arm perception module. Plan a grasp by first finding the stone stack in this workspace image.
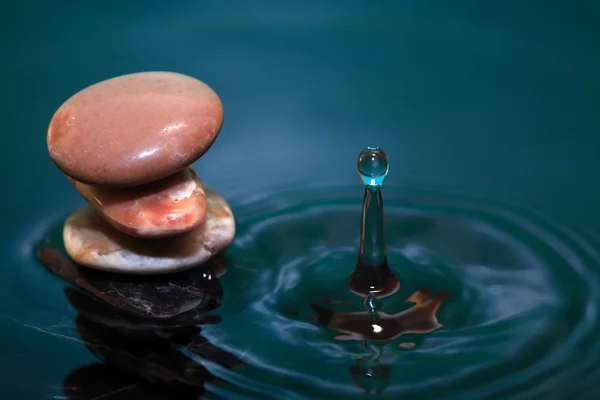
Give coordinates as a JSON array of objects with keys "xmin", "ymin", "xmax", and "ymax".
[{"xmin": 47, "ymin": 72, "xmax": 235, "ymax": 274}]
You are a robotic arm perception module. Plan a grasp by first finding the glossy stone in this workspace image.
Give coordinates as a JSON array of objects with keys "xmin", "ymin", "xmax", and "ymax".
[
  {"xmin": 62, "ymin": 188, "xmax": 235, "ymax": 274},
  {"xmin": 47, "ymin": 71, "xmax": 223, "ymax": 187},
  {"xmin": 36, "ymin": 246, "xmax": 226, "ymax": 319},
  {"xmin": 70, "ymin": 167, "xmax": 207, "ymax": 238}
]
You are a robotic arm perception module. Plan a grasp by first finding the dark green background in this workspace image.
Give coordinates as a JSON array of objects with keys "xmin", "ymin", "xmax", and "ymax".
[{"xmin": 1, "ymin": 1, "xmax": 599, "ymax": 398}]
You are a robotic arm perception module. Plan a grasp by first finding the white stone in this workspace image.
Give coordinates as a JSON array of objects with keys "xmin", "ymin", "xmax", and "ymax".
[{"xmin": 63, "ymin": 188, "xmax": 235, "ymax": 274}]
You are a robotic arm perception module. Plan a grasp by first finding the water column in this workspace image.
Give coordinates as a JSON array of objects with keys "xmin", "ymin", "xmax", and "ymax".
[{"xmin": 349, "ymin": 147, "xmax": 400, "ymax": 299}]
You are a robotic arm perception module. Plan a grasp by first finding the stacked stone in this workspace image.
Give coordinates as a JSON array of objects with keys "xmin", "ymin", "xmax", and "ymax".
[{"xmin": 46, "ymin": 72, "xmax": 235, "ymax": 275}]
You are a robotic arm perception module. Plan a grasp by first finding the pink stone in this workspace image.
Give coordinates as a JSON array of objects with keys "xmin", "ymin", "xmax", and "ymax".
[
  {"xmin": 63, "ymin": 188, "xmax": 236, "ymax": 274},
  {"xmin": 70, "ymin": 167, "xmax": 207, "ymax": 238},
  {"xmin": 47, "ymin": 71, "xmax": 223, "ymax": 187}
]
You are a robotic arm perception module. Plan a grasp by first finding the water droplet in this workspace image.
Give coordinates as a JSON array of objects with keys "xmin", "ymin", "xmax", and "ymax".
[{"xmin": 358, "ymin": 147, "xmax": 389, "ymax": 187}]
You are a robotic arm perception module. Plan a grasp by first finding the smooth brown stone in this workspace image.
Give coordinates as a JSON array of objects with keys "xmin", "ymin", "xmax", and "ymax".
[
  {"xmin": 47, "ymin": 71, "xmax": 223, "ymax": 187},
  {"xmin": 63, "ymin": 188, "xmax": 235, "ymax": 274},
  {"xmin": 70, "ymin": 167, "xmax": 207, "ymax": 238}
]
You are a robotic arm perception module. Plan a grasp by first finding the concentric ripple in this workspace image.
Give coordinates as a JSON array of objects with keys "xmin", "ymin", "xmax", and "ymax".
[{"xmin": 196, "ymin": 186, "xmax": 600, "ymax": 400}]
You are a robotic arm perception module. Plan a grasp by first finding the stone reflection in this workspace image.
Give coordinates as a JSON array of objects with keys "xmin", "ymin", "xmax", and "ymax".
[
  {"xmin": 36, "ymin": 247, "xmax": 244, "ymax": 399},
  {"xmin": 312, "ymin": 288, "xmax": 449, "ymax": 342},
  {"xmin": 312, "ymin": 277, "xmax": 449, "ymax": 394}
]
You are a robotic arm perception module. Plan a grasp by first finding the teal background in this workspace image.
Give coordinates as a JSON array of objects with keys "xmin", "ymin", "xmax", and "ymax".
[{"xmin": 1, "ymin": 1, "xmax": 599, "ymax": 398}]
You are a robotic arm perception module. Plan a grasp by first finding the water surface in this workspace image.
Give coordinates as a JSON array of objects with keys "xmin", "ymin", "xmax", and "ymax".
[{"xmin": 1, "ymin": 1, "xmax": 600, "ymax": 398}]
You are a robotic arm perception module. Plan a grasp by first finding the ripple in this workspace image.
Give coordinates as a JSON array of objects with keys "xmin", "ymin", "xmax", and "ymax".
[{"xmin": 201, "ymin": 186, "xmax": 600, "ymax": 399}]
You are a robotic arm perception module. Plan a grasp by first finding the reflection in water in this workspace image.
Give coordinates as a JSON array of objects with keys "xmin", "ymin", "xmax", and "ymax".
[
  {"xmin": 36, "ymin": 247, "xmax": 245, "ymax": 399},
  {"xmin": 37, "ymin": 246, "xmax": 224, "ymax": 319},
  {"xmin": 311, "ymin": 283, "xmax": 449, "ymax": 394},
  {"xmin": 312, "ymin": 287, "xmax": 449, "ymax": 343},
  {"xmin": 349, "ymin": 343, "xmax": 391, "ymax": 394},
  {"xmin": 348, "ymin": 262, "xmax": 401, "ymax": 300}
]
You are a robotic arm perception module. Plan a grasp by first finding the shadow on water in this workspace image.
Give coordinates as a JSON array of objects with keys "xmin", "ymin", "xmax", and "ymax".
[{"xmin": 36, "ymin": 247, "xmax": 245, "ymax": 399}]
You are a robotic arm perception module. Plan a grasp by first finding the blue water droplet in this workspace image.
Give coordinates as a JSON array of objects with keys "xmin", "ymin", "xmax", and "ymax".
[{"xmin": 358, "ymin": 146, "xmax": 389, "ymax": 187}]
